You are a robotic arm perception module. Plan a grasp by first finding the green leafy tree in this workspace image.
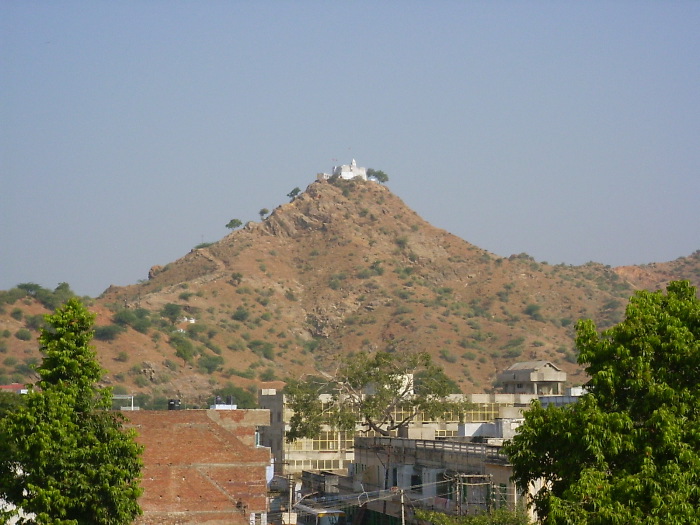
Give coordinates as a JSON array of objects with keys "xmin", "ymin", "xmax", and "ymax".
[
  {"xmin": 367, "ymin": 168, "xmax": 389, "ymax": 183},
  {"xmin": 287, "ymin": 187, "xmax": 301, "ymax": 200},
  {"xmin": 0, "ymin": 391, "xmax": 25, "ymax": 419},
  {"xmin": 160, "ymin": 302, "xmax": 182, "ymax": 325},
  {"xmin": 212, "ymin": 382, "xmax": 257, "ymax": 409},
  {"xmin": 504, "ymin": 281, "xmax": 700, "ymax": 524},
  {"xmin": 285, "ymin": 350, "xmax": 466, "ymax": 442},
  {"xmin": 259, "ymin": 208, "xmax": 269, "ymax": 219},
  {"xmin": 226, "ymin": 218, "xmax": 242, "ymax": 230},
  {"xmin": 0, "ymin": 298, "xmax": 143, "ymax": 524},
  {"xmin": 169, "ymin": 333, "xmax": 196, "ymax": 364}
]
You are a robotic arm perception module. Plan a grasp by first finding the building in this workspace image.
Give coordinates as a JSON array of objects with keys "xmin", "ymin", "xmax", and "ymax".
[
  {"xmin": 496, "ymin": 361, "xmax": 566, "ymax": 395},
  {"xmin": 317, "ymin": 159, "xmax": 368, "ymax": 181},
  {"xmin": 259, "ymin": 388, "xmax": 356, "ymax": 476},
  {"xmin": 0, "ymin": 383, "xmax": 28, "ymax": 394},
  {"xmin": 350, "ymin": 436, "xmax": 534, "ymax": 522},
  {"xmin": 126, "ymin": 408, "xmax": 271, "ymax": 525},
  {"xmin": 258, "ymin": 388, "xmax": 538, "ymax": 477}
]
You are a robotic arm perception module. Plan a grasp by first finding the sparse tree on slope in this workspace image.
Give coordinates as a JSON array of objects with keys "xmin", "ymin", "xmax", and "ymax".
[
  {"xmin": 367, "ymin": 168, "xmax": 389, "ymax": 183},
  {"xmin": 0, "ymin": 298, "xmax": 143, "ymax": 525},
  {"xmin": 504, "ymin": 281, "xmax": 700, "ymax": 524},
  {"xmin": 285, "ymin": 350, "xmax": 465, "ymax": 442},
  {"xmin": 226, "ymin": 218, "xmax": 243, "ymax": 230}
]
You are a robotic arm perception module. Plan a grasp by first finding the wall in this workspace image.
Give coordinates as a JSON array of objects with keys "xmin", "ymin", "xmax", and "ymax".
[{"xmin": 125, "ymin": 409, "xmax": 270, "ymax": 525}]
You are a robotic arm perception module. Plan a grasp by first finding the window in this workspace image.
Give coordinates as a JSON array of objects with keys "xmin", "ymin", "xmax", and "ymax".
[
  {"xmin": 498, "ymin": 483, "xmax": 508, "ymax": 507},
  {"xmin": 410, "ymin": 473, "xmax": 422, "ymax": 492}
]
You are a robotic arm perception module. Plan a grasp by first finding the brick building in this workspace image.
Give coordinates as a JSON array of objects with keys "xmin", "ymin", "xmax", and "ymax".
[{"xmin": 126, "ymin": 409, "xmax": 271, "ymax": 525}]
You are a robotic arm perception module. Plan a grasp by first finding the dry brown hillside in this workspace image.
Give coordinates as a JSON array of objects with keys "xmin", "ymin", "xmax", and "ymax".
[{"xmin": 1, "ymin": 177, "xmax": 698, "ymax": 408}]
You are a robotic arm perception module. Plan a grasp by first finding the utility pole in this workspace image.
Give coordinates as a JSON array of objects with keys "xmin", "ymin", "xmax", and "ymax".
[
  {"xmin": 400, "ymin": 489, "xmax": 405, "ymax": 525},
  {"xmin": 456, "ymin": 475, "xmax": 462, "ymax": 516},
  {"xmin": 288, "ymin": 474, "xmax": 294, "ymax": 525}
]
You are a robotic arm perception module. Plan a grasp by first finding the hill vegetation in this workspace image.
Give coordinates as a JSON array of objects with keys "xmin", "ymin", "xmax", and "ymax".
[{"xmin": 1, "ymin": 177, "xmax": 698, "ymax": 407}]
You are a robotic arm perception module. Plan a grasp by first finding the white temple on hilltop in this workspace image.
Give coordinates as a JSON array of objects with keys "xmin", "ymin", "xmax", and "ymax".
[{"xmin": 317, "ymin": 159, "xmax": 367, "ymax": 181}]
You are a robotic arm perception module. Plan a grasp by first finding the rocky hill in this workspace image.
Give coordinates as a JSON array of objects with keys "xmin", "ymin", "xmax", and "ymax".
[{"xmin": 1, "ymin": 177, "xmax": 698, "ymax": 408}]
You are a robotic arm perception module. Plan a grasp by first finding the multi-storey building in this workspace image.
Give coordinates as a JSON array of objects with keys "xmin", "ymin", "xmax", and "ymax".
[
  {"xmin": 496, "ymin": 360, "xmax": 567, "ymax": 395},
  {"xmin": 258, "ymin": 387, "xmax": 538, "ymax": 477}
]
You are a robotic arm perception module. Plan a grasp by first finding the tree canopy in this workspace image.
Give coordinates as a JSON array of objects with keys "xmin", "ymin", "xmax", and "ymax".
[
  {"xmin": 367, "ymin": 168, "xmax": 389, "ymax": 183},
  {"xmin": 0, "ymin": 298, "xmax": 143, "ymax": 524},
  {"xmin": 504, "ymin": 281, "xmax": 700, "ymax": 524},
  {"xmin": 285, "ymin": 350, "xmax": 465, "ymax": 442},
  {"xmin": 225, "ymin": 218, "xmax": 242, "ymax": 230},
  {"xmin": 416, "ymin": 508, "xmax": 530, "ymax": 525}
]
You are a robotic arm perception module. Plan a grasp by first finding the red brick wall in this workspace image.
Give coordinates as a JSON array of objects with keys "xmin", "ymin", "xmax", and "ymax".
[{"xmin": 125, "ymin": 409, "xmax": 270, "ymax": 525}]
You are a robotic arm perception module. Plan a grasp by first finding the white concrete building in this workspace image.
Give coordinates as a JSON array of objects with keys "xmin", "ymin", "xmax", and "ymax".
[
  {"xmin": 317, "ymin": 159, "xmax": 368, "ymax": 181},
  {"xmin": 258, "ymin": 388, "xmax": 538, "ymax": 476},
  {"xmin": 497, "ymin": 361, "xmax": 567, "ymax": 395}
]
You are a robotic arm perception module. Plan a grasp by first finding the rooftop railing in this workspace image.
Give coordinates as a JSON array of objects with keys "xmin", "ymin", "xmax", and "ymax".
[{"xmin": 354, "ymin": 436, "xmax": 510, "ymax": 464}]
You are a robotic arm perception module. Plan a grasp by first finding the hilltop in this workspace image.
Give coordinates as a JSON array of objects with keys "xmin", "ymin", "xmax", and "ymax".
[{"xmin": 1, "ymin": 176, "xmax": 698, "ymax": 407}]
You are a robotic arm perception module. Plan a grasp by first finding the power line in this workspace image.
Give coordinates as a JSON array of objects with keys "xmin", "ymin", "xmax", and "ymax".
[{"xmin": 292, "ymin": 479, "xmax": 453, "ymax": 512}]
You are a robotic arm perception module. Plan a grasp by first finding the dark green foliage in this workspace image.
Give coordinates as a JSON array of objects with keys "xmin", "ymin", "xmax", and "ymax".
[
  {"xmin": 366, "ymin": 168, "xmax": 389, "ymax": 183},
  {"xmin": 248, "ymin": 340, "xmax": 275, "ymax": 360},
  {"xmin": 0, "ymin": 288, "xmax": 27, "ymax": 306},
  {"xmin": 523, "ymin": 303, "xmax": 543, "ymax": 321},
  {"xmin": 169, "ymin": 333, "xmax": 196, "ymax": 363},
  {"xmin": 259, "ymin": 368, "xmax": 277, "ymax": 381},
  {"xmin": 198, "ymin": 353, "xmax": 224, "ymax": 374},
  {"xmin": 303, "ymin": 339, "xmax": 320, "ymax": 353},
  {"xmin": 14, "ymin": 328, "xmax": 32, "ymax": 341},
  {"xmin": 225, "ymin": 218, "xmax": 242, "ymax": 230},
  {"xmin": 212, "ymin": 382, "xmax": 256, "ymax": 409},
  {"xmin": 232, "ymin": 306, "xmax": 250, "ymax": 321},
  {"xmin": 395, "ymin": 235, "xmax": 409, "ymax": 249},
  {"xmin": 505, "ymin": 281, "xmax": 700, "ymax": 524},
  {"xmin": 94, "ymin": 324, "xmax": 125, "ymax": 341},
  {"xmin": 226, "ymin": 368, "xmax": 256, "ymax": 380},
  {"xmin": 0, "ymin": 391, "xmax": 25, "ymax": 419},
  {"xmin": 414, "ymin": 368, "xmax": 462, "ymax": 395},
  {"xmin": 186, "ymin": 322, "xmax": 208, "ymax": 339},
  {"xmin": 160, "ymin": 303, "xmax": 182, "ymax": 324},
  {"xmin": 439, "ymin": 348, "xmax": 457, "ymax": 363},
  {"xmin": 416, "ymin": 508, "xmax": 530, "ymax": 525},
  {"xmin": 16, "ymin": 282, "xmax": 75, "ymax": 310},
  {"xmin": 24, "ymin": 313, "xmax": 46, "ymax": 331},
  {"xmin": 0, "ymin": 298, "xmax": 143, "ymax": 524},
  {"xmin": 287, "ymin": 187, "xmax": 301, "ymax": 200},
  {"xmin": 113, "ymin": 308, "xmax": 152, "ymax": 333}
]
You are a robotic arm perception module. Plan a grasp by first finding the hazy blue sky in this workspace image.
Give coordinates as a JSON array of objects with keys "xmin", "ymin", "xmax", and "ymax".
[{"xmin": 2, "ymin": 2, "xmax": 699, "ymax": 297}]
